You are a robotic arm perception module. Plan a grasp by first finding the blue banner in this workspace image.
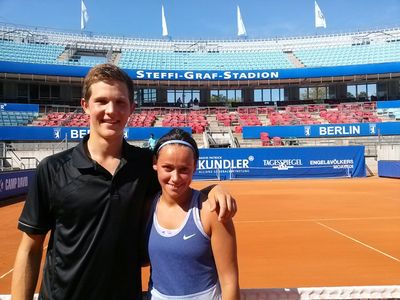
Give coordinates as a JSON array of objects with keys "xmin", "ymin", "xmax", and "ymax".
[
  {"xmin": 194, "ymin": 146, "xmax": 365, "ymax": 180},
  {"xmin": 1, "ymin": 61, "xmax": 400, "ymax": 81},
  {"xmin": 243, "ymin": 122, "xmax": 400, "ymax": 139},
  {"xmin": 0, "ymin": 122, "xmax": 398, "ymax": 141},
  {"xmin": 0, "ymin": 102, "xmax": 39, "ymax": 112},
  {"xmin": 0, "ymin": 169, "xmax": 36, "ymax": 200},
  {"xmin": 378, "ymin": 160, "xmax": 400, "ymax": 178},
  {"xmin": 0, "ymin": 126, "xmax": 191, "ymax": 141},
  {"xmin": 377, "ymin": 100, "xmax": 400, "ymax": 109},
  {"xmin": 127, "ymin": 62, "xmax": 400, "ymax": 81}
]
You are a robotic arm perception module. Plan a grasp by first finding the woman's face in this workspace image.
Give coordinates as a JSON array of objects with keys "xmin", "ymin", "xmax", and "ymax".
[{"xmin": 153, "ymin": 144, "xmax": 196, "ymax": 201}]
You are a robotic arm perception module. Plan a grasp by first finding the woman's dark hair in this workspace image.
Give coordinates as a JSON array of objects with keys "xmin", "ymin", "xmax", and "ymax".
[{"xmin": 154, "ymin": 128, "xmax": 199, "ymax": 162}]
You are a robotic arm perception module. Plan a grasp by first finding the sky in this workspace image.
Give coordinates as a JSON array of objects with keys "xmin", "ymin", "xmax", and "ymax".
[{"xmin": 0, "ymin": 0, "xmax": 399, "ymax": 40}]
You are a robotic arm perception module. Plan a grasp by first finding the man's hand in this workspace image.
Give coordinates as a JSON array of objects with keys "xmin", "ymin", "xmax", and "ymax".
[{"xmin": 206, "ymin": 184, "xmax": 237, "ymax": 222}]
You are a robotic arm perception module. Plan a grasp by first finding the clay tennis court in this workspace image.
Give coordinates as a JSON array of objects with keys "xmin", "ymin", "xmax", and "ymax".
[{"xmin": 0, "ymin": 176, "xmax": 399, "ymax": 295}]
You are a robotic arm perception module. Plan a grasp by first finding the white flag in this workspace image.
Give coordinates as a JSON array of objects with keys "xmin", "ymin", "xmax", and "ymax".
[
  {"xmin": 314, "ymin": 1, "xmax": 326, "ymax": 28},
  {"xmin": 161, "ymin": 5, "xmax": 168, "ymax": 37},
  {"xmin": 237, "ymin": 5, "xmax": 247, "ymax": 37},
  {"xmin": 81, "ymin": 0, "xmax": 89, "ymax": 30}
]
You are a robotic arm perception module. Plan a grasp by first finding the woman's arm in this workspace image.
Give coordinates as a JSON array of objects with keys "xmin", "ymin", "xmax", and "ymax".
[{"xmin": 202, "ymin": 199, "xmax": 240, "ymax": 300}]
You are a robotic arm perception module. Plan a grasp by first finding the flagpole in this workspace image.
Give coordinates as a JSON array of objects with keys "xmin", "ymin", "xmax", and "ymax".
[
  {"xmin": 81, "ymin": 0, "xmax": 89, "ymax": 33},
  {"xmin": 314, "ymin": 0, "xmax": 326, "ymax": 31},
  {"xmin": 161, "ymin": 4, "xmax": 169, "ymax": 39},
  {"xmin": 237, "ymin": 5, "xmax": 247, "ymax": 39},
  {"xmin": 81, "ymin": 0, "xmax": 83, "ymax": 33}
]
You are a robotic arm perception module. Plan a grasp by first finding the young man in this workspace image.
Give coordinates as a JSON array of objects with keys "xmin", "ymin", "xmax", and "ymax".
[{"xmin": 11, "ymin": 64, "xmax": 236, "ymax": 300}]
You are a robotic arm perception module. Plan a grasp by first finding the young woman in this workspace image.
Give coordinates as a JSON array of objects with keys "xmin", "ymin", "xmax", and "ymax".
[{"xmin": 147, "ymin": 128, "xmax": 240, "ymax": 300}]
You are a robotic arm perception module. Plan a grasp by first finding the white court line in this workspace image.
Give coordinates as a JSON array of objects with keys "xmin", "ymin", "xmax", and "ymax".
[
  {"xmin": 316, "ymin": 221, "xmax": 400, "ymax": 263},
  {"xmin": 236, "ymin": 216, "xmax": 400, "ymax": 224},
  {"xmin": 0, "ymin": 246, "xmax": 48, "ymax": 280},
  {"xmin": 0, "ymin": 269, "xmax": 13, "ymax": 279}
]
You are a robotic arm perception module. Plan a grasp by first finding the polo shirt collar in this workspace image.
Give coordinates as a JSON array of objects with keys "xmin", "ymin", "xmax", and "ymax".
[{"xmin": 72, "ymin": 134, "xmax": 130, "ymax": 169}]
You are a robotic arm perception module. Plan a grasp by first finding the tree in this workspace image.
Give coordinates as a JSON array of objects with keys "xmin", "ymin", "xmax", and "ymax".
[
  {"xmin": 301, "ymin": 87, "xmax": 327, "ymax": 100},
  {"xmin": 210, "ymin": 94, "xmax": 227, "ymax": 103}
]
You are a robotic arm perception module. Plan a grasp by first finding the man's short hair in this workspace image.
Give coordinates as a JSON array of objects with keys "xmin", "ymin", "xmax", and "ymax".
[{"xmin": 82, "ymin": 63, "xmax": 134, "ymax": 104}]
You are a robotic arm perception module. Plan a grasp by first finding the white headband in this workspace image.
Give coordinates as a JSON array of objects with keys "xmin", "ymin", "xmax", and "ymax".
[{"xmin": 156, "ymin": 140, "xmax": 196, "ymax": 154}]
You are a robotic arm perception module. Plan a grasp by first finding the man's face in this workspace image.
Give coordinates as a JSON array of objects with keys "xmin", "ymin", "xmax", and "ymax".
[{"xmin": 81, "ymin": 80, "xmax": 134, "ymax": 140}]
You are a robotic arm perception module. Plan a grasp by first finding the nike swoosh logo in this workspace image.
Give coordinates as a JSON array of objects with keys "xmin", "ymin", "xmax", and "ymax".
[{"xmin": 183, "ymin": 234, "xmax": 196, "ymax": 240}]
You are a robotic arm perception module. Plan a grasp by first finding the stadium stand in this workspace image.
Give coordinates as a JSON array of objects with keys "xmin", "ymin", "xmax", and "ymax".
[
  {"xmin": 119, "ymin": 49, "xmax": 294, "ymax": 70},
  {"xmin": 0, "ymin": 110, "xmax": 38, "ymax": 126},
  {"xmin": 295, "ymin": 42, "xmax": 400, "ymax": 67},
  {"xmin": 1, "ymin": 23, "xmax": 400, "ymax": 71},
  {"xmin": 0, "ymin": 23, "xmax": 399, "ymax": 175},
  {"xmin": 0, "ymin": 40, "xmax": 64, "ymax": 65},
  {"xmin": 9, "ymin": 100, "xmax": 390, "ymax": 130}
]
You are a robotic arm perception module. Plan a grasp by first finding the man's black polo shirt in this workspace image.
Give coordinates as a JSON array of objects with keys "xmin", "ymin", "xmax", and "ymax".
[{"xmin": 18, "ymin": 135, "xmax": 159, "ymax": 300}]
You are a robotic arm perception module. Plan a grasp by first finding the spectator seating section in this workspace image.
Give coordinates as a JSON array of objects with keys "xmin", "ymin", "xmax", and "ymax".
[
  {"xmin": 260, "ymin": 132, "xmax": 283, "ymax": 146},
  {"xmin": 238, "ymin": 113, "xmax": 263, "ymax": 126},
  {"xmin": 294, "ymin": 42, "xmax": 400, "ymax": 67},
  {"xmin": 0, "ymin": 40, "xmax": 64, "ymax": 65},
  {"xmin": 0, "ymin": 40, "xmax": 108, "ymax": 67},
  {"xmin": 378, "ymin": 107, "xmax": 400, "ymax": 121},
  {"xmin": 260, "ymin": 132, "xmax": 270, "ymax": 146},
  {"xmin": 216, "ymin": 112, "xmax": 238, "ymax": 127},
  {"xmin": 1, "ymin": 36, "xmax": 399, "ymax": 70},
  {"xmin": 319, "ymin": 102, "xmax": 381, "ymax": 124},
  {"xmin": 0, "ymin": 111, "xmax": 38, "ymax": 126},
  {"xmin": 33, "ymin": 112, "xmax": 89, "ymax": 127},
  {"xmin": 119, "ymin": 50, "xmax": 294, "ymax": 70},
  {"xmin": 7, "ymin": 101, "xmax": 390, "ymax": 133},
  {"xmin": 127, "ymin": 112, "xmax": 157, "ymax": 127},
  {"xmin": 161, "ymin": 111, "xmax": 208, "ymax": 133}
]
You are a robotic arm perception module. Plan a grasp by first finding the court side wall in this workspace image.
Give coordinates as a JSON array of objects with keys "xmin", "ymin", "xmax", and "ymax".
[
  {"xmin": 194, "ymin": 146, "xmax": 365, "ymax": 180},
  {"xmin": 0, "ymin": 169, "xmax": 35, "ymax": 201},
  {"xmin": 378, "ymin": 144, "xmax": 400, "ymax": 178}
]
